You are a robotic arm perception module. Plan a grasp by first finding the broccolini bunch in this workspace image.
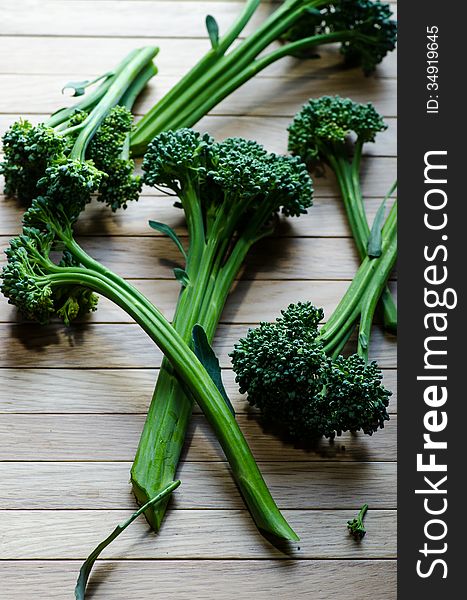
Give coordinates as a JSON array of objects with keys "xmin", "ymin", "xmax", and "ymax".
[
  {"xmin": 132, "ymin": 128, "xmax": 313, "ymax": 530},
  {"xmin": 130, "ymin": 0, "xmax": 397, "ymax": 155},
  {"xmin": 2, "ymin": 134, "xmax": 308, "ymax": 543},
  {"xmin": 1, "ymin": 47, "xmax": 158, "ymax": 210}
]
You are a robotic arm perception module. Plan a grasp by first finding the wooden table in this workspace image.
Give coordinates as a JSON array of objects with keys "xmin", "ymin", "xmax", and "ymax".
[{"xmin": 0, "ymin": 1, "xmax": 397, "ymax": 597}]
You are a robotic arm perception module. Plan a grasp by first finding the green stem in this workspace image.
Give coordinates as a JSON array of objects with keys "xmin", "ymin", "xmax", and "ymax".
[
  {"xmin": 46, "ymin": 49, "xmax": 141, "ymax": 129},
  {"xmin": 131, "ymin": 207, "xmax": 254, "ymax": 530},
  {"xmin": 68, "ymin": 47, "xmax": 159, "ymax": 159},
  {"xmin": 328, "ymin": 150, "xmax": 397, "ymax": 333},
  {"xmin": 52, "ymin": 254, "xmax": 298, "ymax": 541},
  {"xmin": 320, "ymin": 201, "xmax": 397, "ymax": 356}
]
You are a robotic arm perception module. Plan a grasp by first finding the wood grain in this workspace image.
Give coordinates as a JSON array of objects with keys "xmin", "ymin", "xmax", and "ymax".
[
  {"xmin": 0, "ymin": 508, "xmax": 396, "ymax": 559},
  {"xmin": 0, "ymin": 413, "xmax": 397, "ymax": 462},
  {"xmin": 0, "ymin": 368, "xmax": 398, "ymax": 413},
  {"xmin": 0, "ymin": 35, "xmax": 397, "ymax": 78},
  {"xmin": 0, "ymin": 322, "xmax": 397, "ymax": 368},
  {"xmin": 0, "ymin": 278, "xmax": 398, "ymax": 323},
  {"xmin": 0, "ymin": 73, "xmax": 397, "ymax": 118},
  {"xmin": 0, "ymin": 461, "xmax": 396, "ymax": 509},
  {"xmin": 0, "ymin": 0, "xmax": 397, "ymax": 594},
  {"xmin": 0, "ymin": 192, "xmax": 394, "ymax": 238},
  {"xmin": 0, "ymin": 560, "xmax": 397, "ymax": 600}
]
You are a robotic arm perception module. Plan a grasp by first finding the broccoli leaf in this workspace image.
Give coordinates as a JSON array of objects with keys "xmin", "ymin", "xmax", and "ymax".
[
  {"xmin": 75, "ymin": 480, "xmax": 180, "ymax": 599},
  {"xmin": 62, "ymin": 72, "xmax": 112, "ymax": 97},
  {"xmin": 149, "ymin": 220, "xmax": 187, "ymax": 261},
  {"xmin": 173, "ymin": 267, "xmax": 190, "ymax": 288},
  {"xmin": 368, "ymin": 180, "xmax": 397, "ymax": 258},
  {"xmin": 206, "ymin": 15, "xmax": 220, "ymax": 50},
  {"xmin": 192, "ymin": 324, "xmax": 235, "ymax": 416},
  {"xmin": 367, "ymin": 198, "xmax": 386, "ymax": 258}
]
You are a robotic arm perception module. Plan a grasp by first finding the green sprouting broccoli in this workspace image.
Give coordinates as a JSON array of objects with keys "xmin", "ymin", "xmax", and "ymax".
[
  {"xmin": 288, "ymin": 95, "xmax": 397, "ymax": 333},
  {"xmin": 1, "ymin": 134, "xmax": 305, "ymax": 544},
  {"xmin": 130, "ymin": 0, "xmax": 397, "ymax": 155},
  {"xmin": 347, "ymin": 503, "xmax": 369, "ymax": 540},
  {"xmin": 131, "ymin": 128, "xmax": 313, "ymax": 531},
  {"xmin": 230, "ymin": 201, "xmax": 397, "ymax": 441},
  {"xmin": 1, "ymin": 47, "xmax": 158, "ymax": 210}
]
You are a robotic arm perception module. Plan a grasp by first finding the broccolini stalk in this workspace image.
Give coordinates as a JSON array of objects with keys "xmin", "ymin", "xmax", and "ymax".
[
  {"xmin": 1, "ymin": 47, "xmax": 158, "ymax": 209},
  {"xmin": 288, "ymin": 95, "xmax": 397, "ymax": 332},
  {"xmin": 1, "ymin": 161, "xmax": 299, "ymax": 543},
  {"xmin": 131, "ymin": 129, "xmax": 313, "ymax": 530},
  {"xmin": 130, "ymin": 0, "xmax": 397, "ymax": 156},
  {"xmin": 230, "ymin": 201, "xmax": 396, "ymax": 440}
]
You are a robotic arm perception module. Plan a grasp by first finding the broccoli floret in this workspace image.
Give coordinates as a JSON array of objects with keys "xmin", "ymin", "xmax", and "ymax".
[
  {"xmin": 288, "ymin": 95, "xmax": 386, "ymax": 165},
  {"xmin": 142, "ymin": 129, "xmax": 313, "ymax": 232},
  {"xmin": 1, "ymin": 121, "xmax": 67, "ymax": 202},
  {"xmin": 231, "ymin": 302, "xmax": 390, "ymax": 440},
  {"xmin": 1, "ymin": 48, "xmax": 158, "ymax": 208},
  {"xmin": 288, "ymin": 95, "xmax": 397, "ymax": 333},
  {"xmin": 1, "ymin": 223, "xmax": 97, "ymax": 325},
  {"xmin": 87, "ymin": 105, "xmax": 142, "ymax": 210},
  {"xmin": 284, "ymin": 0, "xmax": 397, "ymax": 74}
]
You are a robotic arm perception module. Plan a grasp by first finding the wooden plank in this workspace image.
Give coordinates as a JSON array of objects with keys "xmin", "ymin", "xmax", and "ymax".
[
  {"xmin": 0, "ymin": 560, "xmax": 397, "ymax": 600},
  {"xmin": 0, "ymin": 155, "xmax": 397, "ymax": 197},
  {"xmin": 0, "ymin": 36, "xmax": 397, "ymax": 79},
  {"xmin": 0, "ymin": 508, "xmax": 396, "ymax": 559},
  {"xmin": 0, "ymin": 413, "xmax": 397, "ymax": 461},
  {"xmin": 0, "ymin": 278, "xmax": 398, "ymax": 323},
  {"xmin": 0, "ymin": 73, "xmax": 397, "ymax": 117},
  {"xmin": 0, "ymin": 113, "xmax": 397, "ymax": 158},
  {"xmin": 0, "ymin": 1, "xmax": 397, "ymax": 39},
  {"xmin": 0, "ymin": 461, "xmax": 397, "ymax": 509},
  {"xmin": 0, "ymin": 368, "xmax": 398, "ymax": 413},
  {"xmin": 0, "ymin": 235, "xmax": 394, "ymax": 280},
  {"xmin": 0, "ymin": 322, "xmax": 397, "ymax": 368},
  {"xmin": 0, "ymin": 192, "xmax": 395, "ymax": 238}
]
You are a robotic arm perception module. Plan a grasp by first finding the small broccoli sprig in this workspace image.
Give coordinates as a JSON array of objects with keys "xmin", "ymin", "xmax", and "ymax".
[
  {"xmin": 132, "ymin": 128, "xmax": 312, "ymax": 531},
  {"xmin": 347, "ymin": 503, "xmax": 369, "ymax": 540},
  {"xmin": 130, "ymin": 0, "xmax": 397, "ymax": 155},
  {"xmin": 231, "ymin": 201, "xmax": 397, "ymax": 442},
  {"xmin": 1, "ymin": 47, "xmax": 158, "ymax": 209},
  {"xmin": 288, "ymin": 95, "xmax": 397, "ymax": 333}
]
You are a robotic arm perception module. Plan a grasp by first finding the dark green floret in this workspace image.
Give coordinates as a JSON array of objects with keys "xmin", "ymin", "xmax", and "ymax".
[
  {"xmin": 288, "ymin": 95, "xmax": 397, "ymax": 333},
  {"xmin": 283, "ymin": 0, "xmax": 397, "ymax": 74},
  {"xmin": 231, "ymin": 202, "xmax": 397, "ymax": 442}
]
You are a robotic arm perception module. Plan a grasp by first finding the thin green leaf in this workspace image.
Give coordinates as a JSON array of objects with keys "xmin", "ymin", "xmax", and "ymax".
[
  {"xmin": 367, "ymin": 180, "xmax": 397, "ymax": 258},
  {"xmin": 75, "ymin": 480, "xmax": 181, "ymax": 599},
  {"xmin": 358, "ymin": 332, "xmax": 368, "ymax": 351},
  {"xmin": 206, "ymin": 15, "xmax": 220, "ymax": 49},
  {"xmin": 62, "ymin": 72, "xmax": 112, "ymax": 97},
  {"xmin": 149, "ymin": 220, "xmax": 187, "ymax": 261},
  {"xmin": 174, "ymin": 268, "xmax": 190, "ymax": 288},
  {"xmin": 192, "ymin": 324, "xmax": 235, "ymax": 416}
]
